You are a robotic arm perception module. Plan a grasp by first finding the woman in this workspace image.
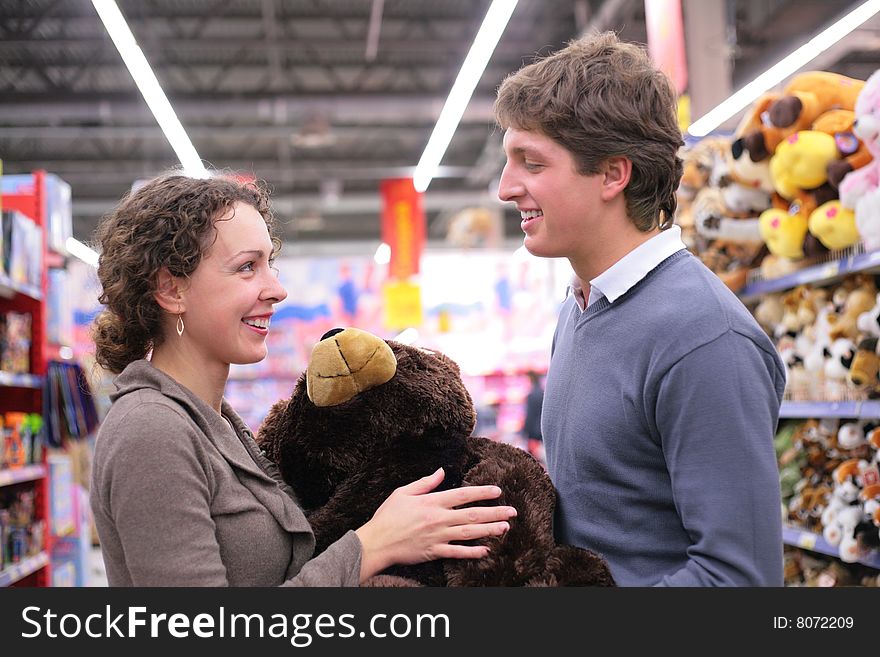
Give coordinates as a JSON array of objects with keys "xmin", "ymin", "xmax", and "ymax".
[{"xmin": 89, "ymin": 174, "xmax": 515, "ymax": 586}]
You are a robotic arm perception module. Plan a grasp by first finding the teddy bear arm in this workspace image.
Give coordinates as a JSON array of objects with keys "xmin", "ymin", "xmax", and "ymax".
[
  {"xmin": 444, "ymin": 445, "xmax": 616, "ymax": 586},
  {"xmin": 526, "ymin": 544, "xmax": 616, "ymax": 587},
  {"xmin": 304, "ymin": 469, "xmax": 402, "ymax": 555},
  {"xmin": 255, "ymin": 399, "xmax": 290, "ymax": 464}
]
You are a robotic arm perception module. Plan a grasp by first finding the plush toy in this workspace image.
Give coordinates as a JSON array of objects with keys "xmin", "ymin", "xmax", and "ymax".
[
  {"xmin": 759, "ymin": 207, "xmax": 809, "ymax": 259},
  {"xmin": 810, "ymin": 109, "xmax": 873, "ymax": 188},
  {"xmin": 807, "ymin": 200, "xmax": 859, "ymax": 251},
  {"xmin": 828, "ymin": 277, "xmax": 877, "ymax": 342},
  {"xmin": 691, "ymin": 187, "xmax": 763, "ymax": 242},
  {"xmin": 770, "ymin": 131, "xmax": 840, "ymax": 200},
  {"xmin": 840, "ymin": 69, "xmax": 880, "ymax": 251},
  {"xmin": 257, "ymin": 327, "xmax": 615, "ymax": 587},
  {"xmin": 848, "ymin": 337, "xmax": 880, "ymax": 398},
  {"xmin": 857, "ymin": 292, "xmax": 880, "ymax": 337},
  {"xmin": 733, "ymin": 71, "xmax": 864, "ymax": 163}
]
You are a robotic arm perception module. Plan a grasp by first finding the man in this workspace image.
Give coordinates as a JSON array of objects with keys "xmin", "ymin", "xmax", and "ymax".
[
  {"xmin": 522, "ymin": 371, "xmax": 545, "ymax": 461},
  {"xmin": 495, "ymin": 32, "xmax": 785, "ymax": 586}
]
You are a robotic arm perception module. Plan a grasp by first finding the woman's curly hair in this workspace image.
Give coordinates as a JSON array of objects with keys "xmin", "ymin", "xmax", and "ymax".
[{"xmin": 92, "ymin": 173, "xmax": 279, "ymax": 374}]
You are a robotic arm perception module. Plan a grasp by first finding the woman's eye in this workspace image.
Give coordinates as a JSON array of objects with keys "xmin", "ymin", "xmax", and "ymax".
[
  {"xmin": 239, "ymin": 261, "xmax": 255, "ymax": 272},
  {"xmin": 524, "ymin": 161, "xmax": 543, "ymax": 171}
]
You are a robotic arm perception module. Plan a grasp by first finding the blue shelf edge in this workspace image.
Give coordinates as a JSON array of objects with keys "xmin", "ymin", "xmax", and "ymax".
[
  {"xmin": 0, "ymin": 551, "xmax": 50, "ymax": 587},
  {"xmin": 0, "ymin": 371, "xmax": 44, "ymax": 389},
  {"xmin": 739, "ymin": 248, "xmax": 880, "ymax": 301},
  {"xmin": 779, "ymin": 400, "xmax": 880, "ymax": 419},
  {"xmin": 783, "ymin": 524, "xmax": 880, "ymax": 569}
]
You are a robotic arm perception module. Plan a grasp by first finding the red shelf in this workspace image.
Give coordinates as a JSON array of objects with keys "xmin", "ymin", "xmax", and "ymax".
[{"xmin": 1, "ymin": 170, "xmax": 54, "ymax": 586}]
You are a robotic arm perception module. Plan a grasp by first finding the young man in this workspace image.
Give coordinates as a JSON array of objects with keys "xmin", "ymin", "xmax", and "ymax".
[{"xmin": 495, "ymin": 32, "xmax": 785, "ymax": 586}]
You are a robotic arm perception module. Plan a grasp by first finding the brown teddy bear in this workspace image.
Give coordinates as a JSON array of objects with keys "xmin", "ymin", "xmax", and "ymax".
[{"xmin": 257, "ymin": 327, "xmax": 615, "ymax": 587}]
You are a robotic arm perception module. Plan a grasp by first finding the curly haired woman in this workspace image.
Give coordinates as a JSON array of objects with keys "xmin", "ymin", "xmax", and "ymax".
[{"xmin": 89, "ymin": 173, "xmax": 515, "ymax": 586}]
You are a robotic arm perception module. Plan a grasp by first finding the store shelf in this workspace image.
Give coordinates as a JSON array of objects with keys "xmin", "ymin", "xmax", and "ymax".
[
  {"xmin": 778, "ymin": 400, "xmax": 880, "ymax": 419},
  {"xmin": 0, "ymin": 464, "xmax": 47, "ymax": 487},
  {"xmin": 0, "ymin": 370, "xmax": 44, "ymax": 389},
  {"xmin": 783, "ymin": 524, "xmax": 880, "ymax": 569},
  {"xmin": 0, "ymin": 271, "xmax": 42, "ymax": 301},
  {"xmin": 739, "ymin": 244, "xmax": 880, "ymax": 302},
  {"xmin": 0, "ymin": 551, "xmax": 50, "ymax": 587}
]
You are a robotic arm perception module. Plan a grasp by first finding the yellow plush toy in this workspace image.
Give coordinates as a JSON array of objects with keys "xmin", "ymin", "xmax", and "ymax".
[
  {"xmin": 759, "ymin": 208, "xmax": 809, "ymax": 259},
  {"xmin": 770, "ymin": 130, "xmax": 840, "ymax": 199},
  {"xmin": 808, "ymin": 200, "xmax": 859, "ymax": 250}
]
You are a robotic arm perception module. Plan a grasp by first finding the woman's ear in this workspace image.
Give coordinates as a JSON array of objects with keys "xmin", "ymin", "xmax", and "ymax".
[
  {"xmin": 600, "ymin": 156, "xmax": 632, "ymax": 202},
  {"xmin": 154, "ymin": 267, "xmax": 187, "ymax": 313}
]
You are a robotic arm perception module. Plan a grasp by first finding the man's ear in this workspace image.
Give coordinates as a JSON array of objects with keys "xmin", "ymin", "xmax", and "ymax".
[
  {"xmin": 154, "ymin": 267, "xmax": 188, "ymax": 313},
  {"xmin": 600, "ymin": 156, "xmax": 632, "ymax": 202}
]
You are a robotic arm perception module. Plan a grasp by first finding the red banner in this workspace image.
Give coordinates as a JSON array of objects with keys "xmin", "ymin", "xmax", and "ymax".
[
  {"xmin": 380, "ymin": 178, "xmax": 426, "ymax": 279},
  {"xmin": 645, "ymin": 0, "xmax": 688, "ymax": 95}
]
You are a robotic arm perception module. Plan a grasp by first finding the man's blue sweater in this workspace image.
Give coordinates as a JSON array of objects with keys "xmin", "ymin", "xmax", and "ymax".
[{"xmin": 544, "ymin": 250, "xmax": 786, "ymax": 586}]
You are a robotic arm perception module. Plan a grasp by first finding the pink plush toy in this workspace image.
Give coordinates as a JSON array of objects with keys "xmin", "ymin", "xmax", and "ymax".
[{"xmin": 840, "ymin": 70, "xmax": 880, "ymax": 249}]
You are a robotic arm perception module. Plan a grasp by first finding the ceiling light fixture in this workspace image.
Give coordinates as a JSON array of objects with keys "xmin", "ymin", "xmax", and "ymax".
[
  {"xmin": 393, "ymin": 328, "xmax": 419, "ymax": 344},
  {"xmin": 374, "ymin": 242, "xmax": 391, "ymax": 265},
  {"xmin": 91, "ymin": 0, "xmax": 209, "ymax": 177},
  {"xmin": 413, "ymin": 0, "xmax": 518, "ymax": 192},
  {"xmin": 688, "ymin": 0, "xmax": 880, "ymax": 137},
  {"xmin": 66, "ymin": 237, "xmax": 100, "ymax": 268}
]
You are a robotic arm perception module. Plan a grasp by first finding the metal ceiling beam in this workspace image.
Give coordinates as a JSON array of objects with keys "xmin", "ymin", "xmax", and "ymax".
[
  {"xmin": 0, "ymin": 94, "xmax": 498, "ymax": 125},
  {"xmin": 12, "ymin": 164, "xmax": 473, "ymax": 185},
  {"xmin": 72, "ymin": 189, "xmax": 503, "ymax": 218},
  {"xmin": 0, "ymin": 125, "xmax": 461, "ymax": 140}
]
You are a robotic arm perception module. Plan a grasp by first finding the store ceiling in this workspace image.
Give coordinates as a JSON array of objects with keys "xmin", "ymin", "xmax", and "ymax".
[{"xmin": 0, "ymin": 0, "xmax": 878, "ymax": 247}]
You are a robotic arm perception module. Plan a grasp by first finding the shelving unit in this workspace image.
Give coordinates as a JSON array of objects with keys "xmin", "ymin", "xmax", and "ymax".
[
  {"xmin": 0, "ymin": 272, "xmax": 42, "ymax": 301},
  {"xmin": 782, "ymin": 524, "xmax": 880, "ymax": 570},
  {"xmin": 0, "ymin": 551, "xmax": 50, "ymax": 587},
  {"xmin": 0, "ymin": 464, "xmax": 47, "ymax": 487},
  {"xmin": 778, "ymin": 400, "xmax": 880, "ymax": 419},
  {"xmin": 0, "ymin": 371, "xmax": 43, "ymax": 388},
  {"xmin": 1, "ymin": 170, "xmax": 53, "ymax": 586},
  {"xmin": 736, "ymin": 238, "xmax": 880, "ymax": 585},
  {"xmin": 739, "ymin": 243, "xmax": 880, "ymax": 302}
]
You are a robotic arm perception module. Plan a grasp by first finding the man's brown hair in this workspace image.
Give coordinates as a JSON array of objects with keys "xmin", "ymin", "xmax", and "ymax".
[{"xmin": 494, "ymin": 31, "xmax": 684, "ymax": 231}]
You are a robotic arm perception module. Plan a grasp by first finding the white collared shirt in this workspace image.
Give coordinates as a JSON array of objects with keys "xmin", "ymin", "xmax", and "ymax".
[{"xmin": 570, "ymin": 224, "xmax": 687, "ymax": 311}]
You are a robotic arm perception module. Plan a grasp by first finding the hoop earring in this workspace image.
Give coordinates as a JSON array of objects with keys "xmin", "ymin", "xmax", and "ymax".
[{"xmin": 176, "ymin": 307, "xmax": 185, "ymax": 337}]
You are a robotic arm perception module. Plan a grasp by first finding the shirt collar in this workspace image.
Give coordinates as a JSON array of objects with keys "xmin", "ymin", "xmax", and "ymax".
[{"xmin": 569, "ymin": 225, "xmax": 686, "ymax": 310}]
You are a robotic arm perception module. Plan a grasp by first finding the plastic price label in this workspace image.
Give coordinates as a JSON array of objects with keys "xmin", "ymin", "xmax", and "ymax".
[
  {"xmin": 819, "ymin": 263, "xmax": 839, "ymax": 279},
  {"xmin": 797, "ymin": 532, "xmax": 817, "ymax": 550}
]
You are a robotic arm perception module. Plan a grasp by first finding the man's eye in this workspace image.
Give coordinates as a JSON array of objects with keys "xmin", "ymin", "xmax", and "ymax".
[{"xmin": 524, "ymin": 162, "xmax": 543, "ymax": 171}]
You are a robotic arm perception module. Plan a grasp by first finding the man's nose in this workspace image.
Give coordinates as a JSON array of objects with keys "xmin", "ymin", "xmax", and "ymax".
[{"xmin": 497, "ymin": 164, "xmax": 522, "ymax": 202}]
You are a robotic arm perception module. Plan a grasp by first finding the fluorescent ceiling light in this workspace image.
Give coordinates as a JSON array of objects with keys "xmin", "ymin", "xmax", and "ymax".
[
  {"xmin": 66, "ymin": 237, "xmax": 100, "ymax": 268},
  {"xmin": 413, "ymin": 0, "xmax": 518, "ymax": 192},
  {"xmin": 91, "ymin": 0, "xmax": 209, "ymax": 178},
  {"xmin": 374, "ymin": 242, "xmax": 392, "ymax": 264},
  {"xmin": 688, "ymin": 0, "xmax": 880, "ymax": 137},
  {"xmin": 393, "ymin": 328, "xmax": 419, "ymax": 344}
]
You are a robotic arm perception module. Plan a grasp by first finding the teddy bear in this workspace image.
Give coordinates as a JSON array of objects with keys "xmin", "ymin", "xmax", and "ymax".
[
  {"xmin": 257, "ymin": 327, "xmax": 616, "ymax": 587},
  {"xmin": 840, "ymin": 69, "xmax": 880, "ymax": 251}
]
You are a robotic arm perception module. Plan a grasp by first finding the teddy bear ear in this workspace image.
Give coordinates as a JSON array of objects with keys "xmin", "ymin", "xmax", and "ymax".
[{"xmin": 306, "ymin": 327, "xmax": 397, "ymax": 407}]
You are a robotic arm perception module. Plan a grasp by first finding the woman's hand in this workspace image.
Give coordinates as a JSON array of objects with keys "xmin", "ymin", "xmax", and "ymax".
[{"xmin": 354, "ymin": 467, "xmax": 516, "ymax": 582}]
